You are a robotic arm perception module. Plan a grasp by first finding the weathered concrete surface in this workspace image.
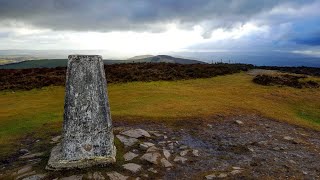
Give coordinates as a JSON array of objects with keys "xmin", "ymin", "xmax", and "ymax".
[{"xmin": 47, "ymin": 55, "xmax": 116, "ymax": 170}]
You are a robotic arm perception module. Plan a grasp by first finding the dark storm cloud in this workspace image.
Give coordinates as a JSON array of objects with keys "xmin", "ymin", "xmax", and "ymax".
[
  {"xmin": 292, "ymin": 31, "xmax": 320, "ymax": 46},
  {"xmin": 0, "ymin": 0, "xmax": 315, "ymax": 32}
]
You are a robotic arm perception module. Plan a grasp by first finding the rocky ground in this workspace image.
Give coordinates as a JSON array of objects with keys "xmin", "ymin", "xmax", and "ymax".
[{"xmin": 1, "ymin": 115, "xmax": 320, "ymax": 179}]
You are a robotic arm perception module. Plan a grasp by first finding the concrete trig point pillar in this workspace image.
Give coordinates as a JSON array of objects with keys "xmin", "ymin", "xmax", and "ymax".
[{"xmin": 47, "ymin": 55, "xmax": 116, "ymax": 170}]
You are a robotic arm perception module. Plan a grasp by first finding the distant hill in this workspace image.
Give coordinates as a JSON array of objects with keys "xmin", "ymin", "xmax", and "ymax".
[
  {"xmin": 0, "ymin": 55, "xmax": 206, "ymax": 69},
  {"xmin": 126, "ymin": 55, "xmax": 206, "ymax": 64},
  {"xmin": 128, "ymin": 55, "xmax": 154, "ymax": 60}
]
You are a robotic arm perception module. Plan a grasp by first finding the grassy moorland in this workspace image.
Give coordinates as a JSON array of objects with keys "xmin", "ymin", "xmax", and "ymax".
[{"xmin": 0, "ymin": 72, "xmax": 320, "ymax": 160}]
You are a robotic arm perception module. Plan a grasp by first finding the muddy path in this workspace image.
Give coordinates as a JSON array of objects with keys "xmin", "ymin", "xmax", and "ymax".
[
  {"xmin": 1, "ymin": 115, "xmax": 320, "ymax": 179},
  {"xmin": 115, "ymin": 115, "xmax": 320, "ymax": 179}
]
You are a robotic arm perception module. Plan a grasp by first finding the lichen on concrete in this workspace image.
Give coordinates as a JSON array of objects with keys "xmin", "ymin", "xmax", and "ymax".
[{"xmin": 47, "ymin": 55, "xmax": 116, "ymax": 170}]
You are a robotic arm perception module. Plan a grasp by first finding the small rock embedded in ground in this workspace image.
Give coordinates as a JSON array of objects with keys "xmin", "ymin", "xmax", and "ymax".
[
  {"xmin": 116, "ymin": 135, "xmax": 138, "ymax": 147},
  {"xmin": 122, "ymin": 163, "xmax": 142, "ymax": 173},
  {"xmin": 107, "ymin": 172, "xmax": 128, "ymax": 180},
  {"xmin": 284, "ymin": 136, "xmax": 294, "ymax": 141},
  {"xmin": 139, "ymin": 142, "xmax": 155, "ymax": 150},
  {"xmin": 121, "ymin": 129, "xmax": 151, "ymax": 138},
  {"xmin": 22, "ymin": 174, "xmax": 46, "ymax": 180},
  {"xmin": 87, "ymin": 172, "xmax": 105, "ymax": 180},
  {"xmin": 160, "ymin": 158, "xmax": 173, "ymax": 168},
  {"xmin": 19, "ymin": 152, "xmax": 44, "ymax": 159},
  {"xmin": 230, "ymin": 170, "xmax": 242, "ymax": 175},
  {"xmin": 140, "ymin": 152, "xmax": 161, "ymax": 164},
  {"xmin": 174, "ymin": 156, "xmax": 188, "ymax": 164},
  {"xmin": 205, "ymin": 174, "xmax": 216, "ymax": 179},
  {"xmin": 235, "ymin": 120, "xmax": 244, "ymax": 125},
  {"xmin": 218, "ymin": 173, "xmax": 228, "ymax": 178},
  {"xmin": 19, "ymin": 149, "xmax": 29, "ymax": 154},
  {"xmin": 168, "ymin": 143, "xmax": 174, "ymax": 150},
  {"xmin": 179, "ymin": 145, "xmax": 188, "ymax": 150},
  {"xmin": 150, "ymin": 131, "xmax": 163, "ymax": 137},
  {"xmin": 146, "ymin": 146, "xmax": 159, "ymax": 152},
  {"xmin": 180, "ymin": 150, "xmax": 189, "ymax": 156},
  {"xmin": 192, "ymin": 149, "xmax": 199, "ymax": 157},
  {"xmin": 60, "ymin": 175, "xmax": 83, "ymax": 180},
  {"xmin": 16, "ymin": 171, "xmax": 36, "ymax": 180},
  {"xmin": 123, "ymin": 152, "xmax": 139, "ymax": 161},
  {"xmin": 148, "ymin": 168, "xmax": 158, "ymax": 173},
  {"xmin": 15, "ymin": 165, "xmax": 32, "ymax": 175},
  {"xmin": 207, "ymin": 124, "xmax": 213, "ymax": 128},
  {"xmin": 51, "ymin": 135, "xmax": 61, "ymax": 142},
  {"xmin": 163, "ymin": 149, "xmax": 171, "ymax": 159}
]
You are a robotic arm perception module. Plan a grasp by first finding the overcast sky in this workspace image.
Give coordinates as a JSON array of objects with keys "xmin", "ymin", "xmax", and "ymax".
[{"xmin": 0, "ymin": 0, "xmax": 319, "ymax": 61}]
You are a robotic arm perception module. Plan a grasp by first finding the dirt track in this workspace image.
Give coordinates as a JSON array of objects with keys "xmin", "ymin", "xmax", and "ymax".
[{"xmin": 1, "ymin": 115, "xmax": 320, "ymax": 179}]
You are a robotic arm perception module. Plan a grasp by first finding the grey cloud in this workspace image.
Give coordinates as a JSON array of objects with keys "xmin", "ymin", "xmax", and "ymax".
[{"xmin": 0, "ymin": 0, "xmax": 316, "ymax": 35}]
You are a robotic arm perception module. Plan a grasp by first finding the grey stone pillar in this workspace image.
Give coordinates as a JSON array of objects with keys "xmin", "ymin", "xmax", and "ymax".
[{"xmin": 46, "ymin": 55, "xmax": 116, "ymax": 170}]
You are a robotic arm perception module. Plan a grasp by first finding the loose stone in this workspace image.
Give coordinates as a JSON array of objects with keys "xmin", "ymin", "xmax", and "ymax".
[
  {"xmin": 180, "ymin": 150, "xmax": 189, "ymax": 156},
  {"xmin": 146, "ymin": 146, "xmax": 159, "ymax": 152},
  {"xmin": 87, "ymin": 172, "xmax": 105, "ymax": 180},
  {"xmin": 117, "ymin": 135, "xmax": 138, "ymax": 147},
  {"xmin": 123, "ymin": 152, "xmax": 139, "ymax": 161},
  {"xmin": 19, "ymin": 149, "xmax": 29, "ymax": 154},
  {"xmin": 60, "ymin": 175, "xmax": 83, "ymax": 180},
  {"xmin": 173, "ymin": 156, "xmax": 188, "ymax": 164},
  {"xmin": 148, "ymin": 168, "xmax": 158, "ymax": 173},
  {"xmin": 140, "ymin": 152, "xmax": 161, "ymax": 164},
  {"xmin": 218, "ymin": 173, "xmax": 228, "ymax": 178},
  {"xmin": 230, "ymin": 170, "xmax": 242, "ymax": 175},
  {"xmin": 107, "ymin": 172, "xmax": 128, "ymax": 180},
  {"xmin": 163, "ymin": 149, "xmax": 171, "ymax": 159},
  {"xmin": 160, "ymin": 158, "xmax": 173, "ymax": 168},
  {"xmin": 15, "ymin": 165, "xmax": 32, "ymax": 175},
  {"xmin": 150, "ymin": 131, "xmax": 163, "ymax": 137},
  {"xmin": 179, "ymin": 145, "xmax": 188, "ymax": 150},
  {"xmin": 284, "ymin": 136, "xmax": 294, "ymax": 141},
  {"xmin": 121, "ymin": 129, "xmax": 151, "ymax": 138},
  {"xmin": 16, "ymin": 171, "xmax": 36, "ymax": 180},
  {"xmin": 122, "ymin": 163, "xmax": 142, "ymax": 173},
  {"xmin": 205, "ymin": 174, "xmax": 216, "ymax": 179},
  {"xmin": 139, "ymin": 142, "xmax": 155, "ymax": 150},
  {"xmin": 235, "ymin": 120, "xmax": 244, "ymax": 125},
  {"xmin": 51, "ymin": 135, "xmax": 61, "ymax": 142},
  {"xmin": 21, "ymin": 174, "xmax": 46, "ymax": 180},
  {"xmin": 192, "ymin": 149, "xmax": 199, "ymax": 157},
  {"xmin": 19, "ymin": 152, "xmax": 44, "ymax": 159}
]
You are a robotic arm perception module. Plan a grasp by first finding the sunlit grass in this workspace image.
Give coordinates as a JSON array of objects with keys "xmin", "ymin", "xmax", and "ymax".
[{"xmin": 0, "ymin": 72, "xmax": 320, "ymax": 158}]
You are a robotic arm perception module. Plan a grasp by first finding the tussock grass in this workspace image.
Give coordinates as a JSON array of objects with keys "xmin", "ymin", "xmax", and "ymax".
[{"xmin": 0, "ymin": 72, "xmax": 320, "ymax": 159}]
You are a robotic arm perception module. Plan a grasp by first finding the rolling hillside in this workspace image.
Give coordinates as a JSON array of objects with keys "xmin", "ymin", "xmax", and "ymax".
[{"xmin": 0, "ymin": 55, "xmax": 206, "ymax": 69}]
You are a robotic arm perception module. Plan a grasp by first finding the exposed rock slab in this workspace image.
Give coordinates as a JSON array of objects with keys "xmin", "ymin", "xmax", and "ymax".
[
  {"xmin": 116, "ymin": 135, "xmax": 138, "ymax": 147},
  {"xmin": 120, "ymin": 129, "xmax": 151, "ymax": 138}
]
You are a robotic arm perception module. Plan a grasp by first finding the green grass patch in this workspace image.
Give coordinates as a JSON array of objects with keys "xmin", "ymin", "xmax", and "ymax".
[{"xmin": 1, "ymin": 72, "xmax": 320, "ymax": 159}]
